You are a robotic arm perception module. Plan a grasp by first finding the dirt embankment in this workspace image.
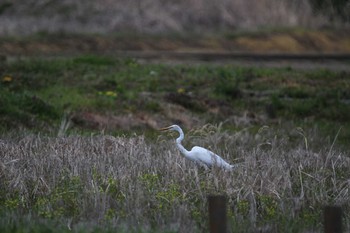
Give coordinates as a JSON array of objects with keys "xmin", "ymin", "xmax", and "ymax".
[{"xmin": 0, "ymin": 30, "xmax": 349, "ymax": 56}]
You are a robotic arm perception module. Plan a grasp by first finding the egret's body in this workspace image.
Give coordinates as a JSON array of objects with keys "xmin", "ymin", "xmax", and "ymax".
[{"xmin": 160, "ymin": 125, "xmax": 234, "ymax": 170}]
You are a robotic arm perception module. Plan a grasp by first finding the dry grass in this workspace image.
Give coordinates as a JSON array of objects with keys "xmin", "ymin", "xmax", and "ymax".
[
  {"xmin": 0, "ymin": 124, "xmax": 349, "ymax": 232},
  {"xmin": 0, "ymin": 0, "xmax": 330, "ymax": 36}
]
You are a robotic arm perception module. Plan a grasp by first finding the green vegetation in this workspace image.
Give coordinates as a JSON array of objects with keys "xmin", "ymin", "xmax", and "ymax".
[{"xmin": 1, "ymin": 55, "xmax": 350, "ymax": 140}]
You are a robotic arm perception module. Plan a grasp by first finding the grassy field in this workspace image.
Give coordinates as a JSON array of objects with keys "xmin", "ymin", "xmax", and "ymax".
[{"xmin": 0, "ymin": 55, "xmax": 350, "ymax": 232}]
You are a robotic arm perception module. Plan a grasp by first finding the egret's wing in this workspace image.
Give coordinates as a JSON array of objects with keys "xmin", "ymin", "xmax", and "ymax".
[
  {"xmin": 190, "ymin": 146, "xmax": 214, "ymax": 166},
  {"xmin": 190, "ymin": 146, "xmax": 234, "ymax": 170}
]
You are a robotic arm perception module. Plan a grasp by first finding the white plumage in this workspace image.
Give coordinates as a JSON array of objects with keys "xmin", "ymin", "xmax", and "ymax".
[{"xmin": 160, "ymin": 125, "xmax": 234, "ymax": 170}]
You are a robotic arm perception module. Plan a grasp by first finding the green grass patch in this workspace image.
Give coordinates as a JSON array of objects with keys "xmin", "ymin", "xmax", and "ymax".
[{"xmin": 1, "ymin": 55, "xmax": 349, "ymax": 143}]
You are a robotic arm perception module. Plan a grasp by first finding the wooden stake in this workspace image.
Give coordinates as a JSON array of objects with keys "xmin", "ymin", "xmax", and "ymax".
[
  {"xmin": 208, "ymin": 195, "xmax": 227, "ymax": 233},
  {"xmin": 324, "ymin": 206, "xmax": 342, "ymax": 233}
]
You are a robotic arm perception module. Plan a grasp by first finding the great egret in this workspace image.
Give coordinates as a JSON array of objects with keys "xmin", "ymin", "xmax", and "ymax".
[{"xmin": 160, "ymin": 125, "xmax": 235, "ymax": 170}]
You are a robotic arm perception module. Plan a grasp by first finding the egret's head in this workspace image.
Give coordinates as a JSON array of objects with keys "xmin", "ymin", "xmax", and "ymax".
[{"xmin": 159, "ymin": 125, "xmax": 180, "ymax": 132}]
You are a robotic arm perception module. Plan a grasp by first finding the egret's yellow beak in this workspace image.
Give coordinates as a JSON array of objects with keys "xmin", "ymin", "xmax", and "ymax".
[{"xmin": 159, "ymin": 126, "xmax": 171, "ymax": 131}]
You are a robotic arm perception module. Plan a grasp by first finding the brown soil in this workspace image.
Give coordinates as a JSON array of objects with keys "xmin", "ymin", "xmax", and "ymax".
[{"xmin": 1, "ymin": 30, "xmax": 349, "ymax": 56}]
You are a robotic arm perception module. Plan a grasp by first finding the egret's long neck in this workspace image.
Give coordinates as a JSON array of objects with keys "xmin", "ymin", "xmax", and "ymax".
[{"xmin": 175, "ymin": 128, "xmax": 190, "ymax": 156}]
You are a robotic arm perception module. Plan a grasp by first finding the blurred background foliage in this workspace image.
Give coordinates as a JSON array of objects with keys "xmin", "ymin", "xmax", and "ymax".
[{"xmin": 0, "ymin": 0, "xmax": 348, "ymax": 36}]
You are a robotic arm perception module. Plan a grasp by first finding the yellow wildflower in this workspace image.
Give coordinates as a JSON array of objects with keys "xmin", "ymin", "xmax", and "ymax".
[
  {"xmin": 105, "ymin": 91, "xmax": 117, "ymax": 97},
  {"xmin": 2, "ymin": 76, "xmax": 12, "ymax": 82},
  {"xmin": 177, "ymin": 88, "xmax": 185, "ymax": 94}
]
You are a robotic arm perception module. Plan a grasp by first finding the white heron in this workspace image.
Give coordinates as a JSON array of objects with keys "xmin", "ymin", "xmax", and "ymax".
[{"xmin": 160, "ymin": 125, "xmax": 235, "ymax": 170}]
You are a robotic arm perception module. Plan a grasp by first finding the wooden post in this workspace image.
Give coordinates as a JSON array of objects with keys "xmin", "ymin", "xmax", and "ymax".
[
  {"xmin": 208, "ymin": 195, "xmax": 227, "ymax": 233},
  {"xmin": 324, "ymin": 206, "xmax": 342, "ymax": 233}
]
